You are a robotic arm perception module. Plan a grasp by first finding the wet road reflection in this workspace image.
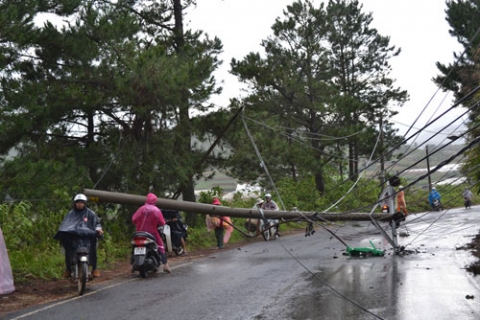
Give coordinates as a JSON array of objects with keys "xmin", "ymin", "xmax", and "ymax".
[{"xmin": 257, "ymin": 207, "xmax": 480, "ymax": 320}]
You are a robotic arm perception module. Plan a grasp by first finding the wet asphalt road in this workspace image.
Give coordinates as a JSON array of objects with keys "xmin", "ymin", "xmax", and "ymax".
[{"xmin": 5, "ymin": 206, "xmax": 480, "ymax": 320}]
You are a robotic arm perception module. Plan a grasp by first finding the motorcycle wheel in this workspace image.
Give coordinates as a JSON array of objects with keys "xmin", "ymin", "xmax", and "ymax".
[
  {"xmin": 139, "ymin": 264, "xmax": 147, "ymax": 278},
  {"xmin": 174, "ymin": 247, "xmax": 184, "ymax": 256},
  {"xmin": 271, "ymin": 226, "xmax": 278, "ymax": 240},
  {"xmin": 78, "ymin": 262, "xmax": 87, "ymax": 295},
  {"xmin": 261, "ymin": 223, "xmax": 270, "ymax": 241}
]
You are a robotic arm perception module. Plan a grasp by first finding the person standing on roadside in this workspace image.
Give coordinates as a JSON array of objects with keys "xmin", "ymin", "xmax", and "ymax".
[
  {"xmin": 207, "ymin": 198, "xmax": 227, "ymax": 249},
  {"xmin": 0, "ymin": 225, "xmax": 15, "ymax": 295},
  {"xmin": 245, "ymin": 198, "xmax": 264, "ymax": 235}
]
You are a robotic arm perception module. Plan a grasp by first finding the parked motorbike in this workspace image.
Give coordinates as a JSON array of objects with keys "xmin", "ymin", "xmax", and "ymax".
[
  {"xmin": 432, "ymin": 198, "xmax": 443, "ymax": 211},
  {"xmin": 161, "ymin": 209, "xmax": 188, "ymax": 255},
  {"xmin": 131, "ymin": 231, "xmax": 162, "ymax": 278},
  {"xmin": 465, "ymin": 198, "xmax": 472, "ymax": 209}
]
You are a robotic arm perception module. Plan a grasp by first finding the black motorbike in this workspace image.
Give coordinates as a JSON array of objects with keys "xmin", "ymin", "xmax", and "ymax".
[
  {"xmin": 131, "ymin": 231, "xmax": 162, "ymax": 278},
  {"xmin": 55, "ymin": 229, "xmax": 97, "ymax": 295},
  {"xmin": 432, "ymin": 198, "xmax": 443, "ymax": 211},
  {"xmin": 465, "ymin": 198, "xmax": 472, "ymax": 209},
  {"xmin": 161, "ymin": 209, "xmax": 188, "ymax": 255}
]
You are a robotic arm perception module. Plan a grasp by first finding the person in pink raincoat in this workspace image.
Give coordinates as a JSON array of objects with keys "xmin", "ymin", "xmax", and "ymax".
[
  {"xmin": 0, "ymin": 226, "xmax": 15, "ymax": 295},
  {"xmin": 132, "ymin": 193, "xmax": 170, "ymax": 273}
]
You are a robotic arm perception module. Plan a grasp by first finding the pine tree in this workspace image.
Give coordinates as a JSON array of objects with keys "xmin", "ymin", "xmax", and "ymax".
[
  {"xmin": 434, "ymin": 0, "xmax": 480, "ymax": 194},
  {"xmin": 230, "ymin": 0, "xmax": 406, "ymax": 194}
]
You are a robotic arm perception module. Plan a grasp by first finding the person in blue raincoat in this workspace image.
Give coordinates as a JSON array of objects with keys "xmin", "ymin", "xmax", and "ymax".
[{"xmin": 428, "ymin": 187, "xmax": 441, "ymax": 208}]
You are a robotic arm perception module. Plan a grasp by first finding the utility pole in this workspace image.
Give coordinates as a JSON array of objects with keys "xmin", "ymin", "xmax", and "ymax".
[
  {"xmin": 379, "ymin": 114, "xmax": 385, "ymax": 184},
  {"xmin": 426, "ymin": 145, "xmax": 432, "ymax": 191},
  {"xmin": 84, "ymin": 189, "xmax": 393, "ymax": 222}
]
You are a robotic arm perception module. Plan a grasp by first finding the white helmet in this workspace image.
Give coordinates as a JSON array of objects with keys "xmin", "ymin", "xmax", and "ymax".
[
  {"xmin": 265, "ymin": 193, "xmax": 272, "ymax": 198},
  {"xmin": 73, "ymin": 194, "xmax": 87, "ymax": 202}
]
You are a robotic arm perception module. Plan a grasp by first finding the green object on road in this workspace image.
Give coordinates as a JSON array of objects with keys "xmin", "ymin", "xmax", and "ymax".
[{"xmin": 344, "ymin": 240, "xmax": 385, "ymax": 257}]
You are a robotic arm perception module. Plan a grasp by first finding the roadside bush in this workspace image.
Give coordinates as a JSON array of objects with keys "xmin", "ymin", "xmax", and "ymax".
[{"xmin": 0, "ymin": 201, "xmax": 66, "ymax": 280}]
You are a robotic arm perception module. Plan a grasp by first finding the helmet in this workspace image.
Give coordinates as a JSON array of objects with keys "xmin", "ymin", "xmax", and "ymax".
[
  {"xmin": 432, "ymin": 186, "xmax": 436, "ymax": 190},
  {"xmin": 212, "ymin": 198, "xmax": 221, "ymax": 205},
  {"xmin": 265, "ymin": 193, "xmax": 272, "ymax": 198},
  {"xmin": 399, "ymin": 186, "xmax": 403, "ymax": 189},
  {"xmin": 255, "ymin": 198, "xmax": 264, "ymax": 205},
  {"xmin": 73, "ymin": 194, "xmax": 87, "ymax": 202}
]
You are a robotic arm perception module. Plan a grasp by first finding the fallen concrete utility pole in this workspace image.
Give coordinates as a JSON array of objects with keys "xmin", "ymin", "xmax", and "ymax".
[{"xmin": 84, "ymin": 189, "xmax": 392, "ymax": 222}]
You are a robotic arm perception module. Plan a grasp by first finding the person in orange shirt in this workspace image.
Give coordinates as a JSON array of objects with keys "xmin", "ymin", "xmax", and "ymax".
[{"xmin": 396, "ymin": 186, "xmax": 408, "ymax": 216}]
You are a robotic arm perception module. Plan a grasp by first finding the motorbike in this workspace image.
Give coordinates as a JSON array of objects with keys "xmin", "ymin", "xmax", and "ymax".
[
  {"xmin": 161, "ymin": 209, "xmax": 188, "ymax": 255},
  {"xmin": 432, "ymin": 198, "xmax": 443, "ymax": 211},
  {"xmin": 244, "ymin": 208, "xmax": 279, "ymax": 241},
  {"xmin": 131, "ymin": 231, "xmax": 162, "ymax": 278},
  {"xmin": 56, "ymin": 230, "xmax": 98, "ymax": 296},
  {"xmin": 465, "ymin": 198, "xmax": 472, "ymax": 209},
  {"xmin": 260, "ymin": 217, "xmax": 279, "ymax": 241},
  {"xmin": 257, "ymin": 208, "xmax": 278, "ymax": 241}
]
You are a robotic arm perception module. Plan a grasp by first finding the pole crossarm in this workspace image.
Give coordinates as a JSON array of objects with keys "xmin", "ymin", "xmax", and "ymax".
[{"xmin": 83, "ymin": 189, "xmax": 393, "ymax": 222}]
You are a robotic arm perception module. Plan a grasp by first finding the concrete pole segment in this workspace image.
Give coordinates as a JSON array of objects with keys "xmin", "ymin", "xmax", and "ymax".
[{"xmin": 83, "ymin": 189, "xmax": 392, "ymax": 222}]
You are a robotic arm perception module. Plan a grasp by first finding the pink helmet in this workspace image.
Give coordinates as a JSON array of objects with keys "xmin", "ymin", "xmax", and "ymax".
[{"xmin": 212, "ymin": 198, "xmax": 221, "ymax": 205}]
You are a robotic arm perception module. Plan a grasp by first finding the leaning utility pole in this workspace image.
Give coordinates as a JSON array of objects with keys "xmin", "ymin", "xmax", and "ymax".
[
  {"xmin": 426, "ymin": 145, "xmax": 432, "ymax": 191},
  {"xmin": 83, "ymin": 189, "xmax": 393, "ymax": 222}
]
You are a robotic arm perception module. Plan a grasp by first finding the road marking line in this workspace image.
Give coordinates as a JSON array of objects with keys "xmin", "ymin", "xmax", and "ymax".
[{"xmin": 9, "ymin": 264, "xmax": 188, "ymax": 320}]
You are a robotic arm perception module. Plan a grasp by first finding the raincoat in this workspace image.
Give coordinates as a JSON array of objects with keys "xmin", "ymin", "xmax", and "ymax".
[
  {"xmin": 262, "ymin": 199, "xmax": 279, "ymax": 211},
  {"xmin": 206, "ymin": 215, "xmax": 233, "ymax": 244},
  {"xmin": 428, "ymin": 189, "xmax": 441, "ymax": 206},
  {"xmin": 463, "ymin": 189, "xmax": 474, "ymax": 201},
  {"xmin": 55, "ymin": 206, "xmax": 101, "ymax": 238},
  {"xmin": 396, "ymin": 190, "xmax": 407, "ymax": 215},
  {"xmin": 132, "ymin": 193, "xmax": 166, "ymax": 253},
  {"xmin": 54, "ymin": 205, "xmax": 102, "ymax": 271},
  {"xmin": 222, "ymin": 216, "xmax": 234, "ymax": 244},
  {"xmin": 0, "ymin": 226, "xmax": 14, "ymax": 295}
]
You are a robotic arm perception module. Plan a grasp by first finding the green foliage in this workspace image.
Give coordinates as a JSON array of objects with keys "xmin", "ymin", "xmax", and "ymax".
[
  {"xmin": 0, "ymin": 0, "xmax": 223, "ymax": 205},
  {"xmin": 433, "ymin": 0, "xmax": 480, "ymax": 196},
  {"xmin": 228, "ymin": 0, "xmax": 406, "ymax": 194},
  {"xmin": 0, "ymin": 201, "xmax": 66, "ymax": 280},
  {"xmin": 8, "ymin": 249, "xmax": 65, "ymax": 281},
  {"xmin": 197, "ymin": 185, "xmax": 223, "ymax": 204}
]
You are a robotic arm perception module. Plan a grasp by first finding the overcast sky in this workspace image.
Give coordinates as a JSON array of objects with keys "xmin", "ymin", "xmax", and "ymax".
[{"xmin": 186, "ymin": 0, "xmax": 466, "ymax": 145}]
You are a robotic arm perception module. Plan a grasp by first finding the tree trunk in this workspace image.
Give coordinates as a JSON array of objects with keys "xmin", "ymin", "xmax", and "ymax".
[
  {"xmin": 315, "ymin": 171, "xmax": 325, "ymax": 195},
  {"xmin": 172, "ymin": 0, "xmax": 198, "ymax": 226},
  {"xmin": 348, "ymin": 141, "xmax": 355, "ymax": 181}
]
